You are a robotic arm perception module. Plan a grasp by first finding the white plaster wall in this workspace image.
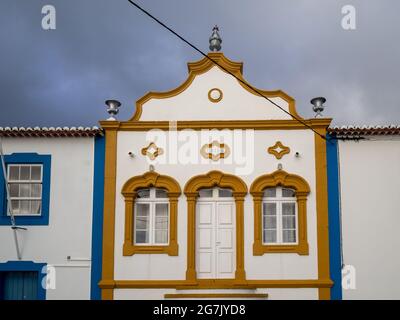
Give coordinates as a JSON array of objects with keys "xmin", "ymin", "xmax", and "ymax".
[
  {"xmin": 339, "ymin": 138, "xmax": 400, "ymax": 299},
  {"xmin": 114, "ymin": 128, "xmax": 318, "ymax": 281},
  {"xmin": 0, "ymin": 138, "xmax": 95, "ymax": 300},
  {"xmin": 139, "ymin": 66, "xmax": 292, "ymax": 121}
]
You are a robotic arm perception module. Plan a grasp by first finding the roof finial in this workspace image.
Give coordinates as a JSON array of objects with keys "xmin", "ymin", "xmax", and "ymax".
[{"xmin": 209, "ymin": 25, "xmax": 222, "ymax": 52}]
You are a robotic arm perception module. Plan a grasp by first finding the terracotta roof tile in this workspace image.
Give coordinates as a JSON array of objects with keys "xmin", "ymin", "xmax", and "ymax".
[
  {"xmin": 328, "ymin": 125, "xmax": 400, "ymax": 137},
  {"xmin": 0, "ymin": 126, "xmax": 102, "ymax": 137}
]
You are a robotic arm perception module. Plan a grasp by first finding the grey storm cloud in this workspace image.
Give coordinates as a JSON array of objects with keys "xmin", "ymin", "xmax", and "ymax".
[{"xmin": 0, "ymin": 0, "xmax": 399, "ymax": 127}]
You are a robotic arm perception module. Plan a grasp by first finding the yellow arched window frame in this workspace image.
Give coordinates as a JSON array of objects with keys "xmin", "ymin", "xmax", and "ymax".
[
  {"xmin": 121, "ymin": 171, "xmax": 181, "ymax": 256},
  {"xmin": 250, "ymin": 170, "xmax": 310, "ymax": 255}
]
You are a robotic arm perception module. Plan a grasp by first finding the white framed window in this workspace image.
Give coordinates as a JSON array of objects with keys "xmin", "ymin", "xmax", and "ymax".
[
  {"xmin": 262, "ymin": 187, "xmax": 297, "ymax": 245},
  {"xmin": 134, "ymin": 188, "xmax": 169, "ymax": 245},
  {"xmin": 7, "ymin": 164, "xmax": 43, "ymax": 216}
]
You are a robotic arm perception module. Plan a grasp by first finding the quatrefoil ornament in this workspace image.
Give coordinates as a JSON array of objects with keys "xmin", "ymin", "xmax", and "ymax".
[
  {"xmin": 141, "ymin": 142, "xmax": 164, "ymax": 160},
  {"xmin": 267, "ymin": 141, "xmax": 290, "ymax": 159},
  {"xmin": 200, "ymin": 141, "xmax": 230, "ymax": 161}
]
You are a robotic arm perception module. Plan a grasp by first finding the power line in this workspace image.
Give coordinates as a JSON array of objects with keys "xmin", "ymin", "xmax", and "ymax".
[{"xmin": 127, "ymin": 0, "xmax": 327, "ymax": 141}]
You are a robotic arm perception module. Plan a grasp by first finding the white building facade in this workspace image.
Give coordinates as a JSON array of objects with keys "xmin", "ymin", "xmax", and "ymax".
[
  {"xmin": 0, "ymin": 127, "xmax": 104, "ymax": 300},
  {"xmin": 98, "ymin": 52, "xmax": 334, "ymax": 300}
]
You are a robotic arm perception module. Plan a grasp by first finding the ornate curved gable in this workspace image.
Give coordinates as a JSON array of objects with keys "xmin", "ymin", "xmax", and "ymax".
[{"xmin": 129, "ymin": 52, "xmax": 302, "ymax": 122}]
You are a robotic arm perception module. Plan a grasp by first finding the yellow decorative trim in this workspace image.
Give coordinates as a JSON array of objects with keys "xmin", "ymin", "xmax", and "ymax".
[
  {"xmin": 184, "ymin": 170, "xmax": 248, "ymax": 283},
  {"xmin": 100, "ymin": 124, "xmax": 118, "ymax": 300},
  {"xmin": 250, "ymin": 170, "xmax": 310, "ymax": 255},
  {"xmin": 117, "ymin": 119, "xmax": 332, "ymax": 131},
  {"xmin": 314, "ymin": 127, "xmax": 331, "ymax": 300},
  {"xmin": 121, "ymin": 171, "xmax": 181, "ymax": 256},
  {"xmin": 200, "ymin": 140, "xmax": 230, "ymax": 161},
  {"xmin": 141, "ymin": 142, "xmax": 164, "ymax": 160},
  {"xmin": 164, "ymin": 293, "xmax": 269, "ymax": 299},
  {"xmin": 98, "ymin": 278, "xmax": 333, "ymax": 289},
  {"xmin": 129, "ymin": 52, "xmax": 302, "ymax": 121},
  {"xmin": 208, "ymin": 88, "xmax": 223, "ymax": 103},
  {"xmin": 267, "ymin": 141, "xmax": 290, "ymax": 159}
]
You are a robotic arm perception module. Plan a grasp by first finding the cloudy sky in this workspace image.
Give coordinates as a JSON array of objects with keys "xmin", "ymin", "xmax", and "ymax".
[{"xmin": 1, "ymin": 0, "xmax": 399, "ymax": 127}]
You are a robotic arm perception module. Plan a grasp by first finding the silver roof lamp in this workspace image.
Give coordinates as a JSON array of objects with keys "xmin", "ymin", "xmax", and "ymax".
[
  {"xmin": 310, "ymin": 97, "xmax": 326, "ymax": 118},
  {"xmin": 105, "ymin": 99, "xmax": 121, "ymax": 121},
  {"xmin": 209, "ymin": 25, "xmax": 222, "ymax": 52}
]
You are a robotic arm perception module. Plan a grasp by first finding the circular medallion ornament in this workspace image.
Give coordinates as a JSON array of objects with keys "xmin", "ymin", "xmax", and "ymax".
[{"xmin": 208, "ymin": 88, "xmax": 223, "ymax": 103}]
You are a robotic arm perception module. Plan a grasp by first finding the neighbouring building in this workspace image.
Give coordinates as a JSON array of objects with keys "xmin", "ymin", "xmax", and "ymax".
[{"xmin": 0, "ymin": 127, "xmax": 104, "ymax": 300}]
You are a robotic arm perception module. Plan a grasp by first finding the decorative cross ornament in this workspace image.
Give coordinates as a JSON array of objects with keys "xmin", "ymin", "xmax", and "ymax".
[
  {"xmin": 200, "ymin": 141, "xmax": 230, "ymax": 161},
  {"xmin": 267, "ymin": 141, "xmax": 290, "ymax": 159},
  {"xmin": 141, "ymin": 142, "xmax": 164, "ymax": 160}
]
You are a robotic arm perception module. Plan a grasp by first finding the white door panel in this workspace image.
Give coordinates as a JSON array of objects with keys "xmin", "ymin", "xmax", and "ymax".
[
  {"xmin": 218, "ymin": 252, "xmax": 234, "ymax": 275},
  {"xmin": 198, "ymin": 229, "xmax": 212, "ymax": 249},
  {"xmin": 197, "ymin": 194, "xmax": 235, "ymax": 279},
  {"xmin": 218, "ymin": 228, "xmax": 233, "ymax": 248}
]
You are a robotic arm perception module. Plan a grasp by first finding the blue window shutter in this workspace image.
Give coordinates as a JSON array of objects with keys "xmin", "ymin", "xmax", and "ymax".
[
  {"xmin": 3, "ymin": 271, "xmax": 39, "ymax": 300},
  {"xmin": 0, "ymin": 261, "xmax": 46, "ymax": 300}
]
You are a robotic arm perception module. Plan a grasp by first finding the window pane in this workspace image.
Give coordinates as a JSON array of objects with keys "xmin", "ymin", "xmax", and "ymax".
[
  {"xmin": 282, "ymin": 188, "xmax": 296, "ymax": 198},
  {"xmin": 19, "ymin": 184, "xmax": 31, "ymax": 197},
  {"xmin": 155, "ymin": 230, "xmax": 168, "ymax": 244},
  {"xmin": 8, "ymin": 166, "xmax": 19, "ymax": 180},
  {"xmin": 155, "ymin": 204, "xmax": 168, "ymax": 229},
  {"xmin": 263, "ymin": 203, "xmax": 276, "ymax": 216},
  {"xmin": 155, "ymin": 189, "xmax": 168, "ymax": 198},
  {"xmin": 282, "ymin": 216, "xmax": 296, "ymax": 229},
  {"xmin": 135, "ymin": 215, "xmax": 149, "ymax": 229},
  {"xmin": 31, "ymin": 184, "xmax": 42, "ymax": 198},
  {"xmin": 283, "ymin": 230, "xmax": 296, "ymax": 243},
  {"xmin": 30, "ymin": 201, "xmax": 42, "ymax": 214},
  {"xmin": 20, "ymin": 166, "xmax": 30, "ymax": 180},
  {"xmin": 10, "ymin": 200, "xmax": 19, "ymax": 215},
  {"xmin": 9, "ymin": 184, "xmax": 19, "ymax": 197},
  {"xmin": 263, "ymin": 216, "xmax": 277, "ymax": 229},
  {"xmin": 282, "ymin": 203, "xmax": 295, "ymax": 216},
  {"xmin": 137, "ymin": 189, "xmax": 150, "ymax": 198},
  {"xmin": 199, "ymin": 188, "xmax": 213, "ymax": 197},
  {"xmin": 263, "ymin": 229, "xmax": 277, "ymax": 243},
  {"xmin": 20, "ymin": 200, "xmax": 30, "ymax": 214},
  {"xmin": 31, "ymin": 166, "xmax": 42, "ymax": 181},
  {"xmin": 155, "ymin": 203, "xmax": 168, "ymax": 216},
  {"xmin": 218, "ymin": 188, "xmax": 233, "ymax": 197},
  {"xmin": 136, "ymin": 203, "xmax": 150, "ymax": 216},
  {"xmin": 135, "ymin": 230, "xmax": 149, "ymax": 244},
  {"xmin": 263, "ymin": 188, "xmax": 276, "ymax": 198},
  {"xmin": 155, "ymin": 216, "xmax": 168, "ymax": 229}
]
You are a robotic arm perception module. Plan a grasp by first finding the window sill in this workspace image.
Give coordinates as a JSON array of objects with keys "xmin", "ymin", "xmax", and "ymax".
[
  {"xmin": 0, "ymin": 215, "xmax": 49, "ymax": 226},
  {"xmin": 123, "ymin": 242, "xmax": 178, "ymax": 256},
  {"xmin": 253, "ymin": 241, "xmax": 309, "ymax": 256}
]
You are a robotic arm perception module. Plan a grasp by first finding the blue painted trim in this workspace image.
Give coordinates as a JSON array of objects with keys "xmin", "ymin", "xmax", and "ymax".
[
  {"xmin": 0, "ymin": 153, "xmax": 51, "ymax": 225},
  {"xmin": 0, "ymin": 261, "xmax": 47, "ymax": 300},
  {"xmin": 90, "ymin": 136, "xmax": 105, "ymax": 300},
  {"xmin": 326, "ymin": 135, "xmax": 343, "ymax": 300}
]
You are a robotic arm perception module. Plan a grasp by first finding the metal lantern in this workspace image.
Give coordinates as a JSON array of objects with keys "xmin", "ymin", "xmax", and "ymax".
[
  {"xmin": 105, "ymin": 99, "xmax": 121, "ymax": 121},
  {"xmin": 310, "ymin": 97, "xmax": 326, "ymax": 118}
]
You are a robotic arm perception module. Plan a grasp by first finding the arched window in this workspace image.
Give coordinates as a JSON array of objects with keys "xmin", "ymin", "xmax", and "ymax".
[
  {"xmin": 121, "ymin": 172, "xmax": 181, "ymax": 256},
  {"xmin": 250, "ymin": 170, "xmax": 310, "ymax": 255},
  {"xmin": 262, "ymin": 187, "xmax": 297, "ymax": 244},
  {"xmin": 134, "ymin": 188, "xmax": 169, "ymax": 245}
]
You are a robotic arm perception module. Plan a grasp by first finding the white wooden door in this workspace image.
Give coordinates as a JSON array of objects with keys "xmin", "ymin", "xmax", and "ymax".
[{"xmin": 196, "ymin": 188, "xmax": 235, "ymax": 279}]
